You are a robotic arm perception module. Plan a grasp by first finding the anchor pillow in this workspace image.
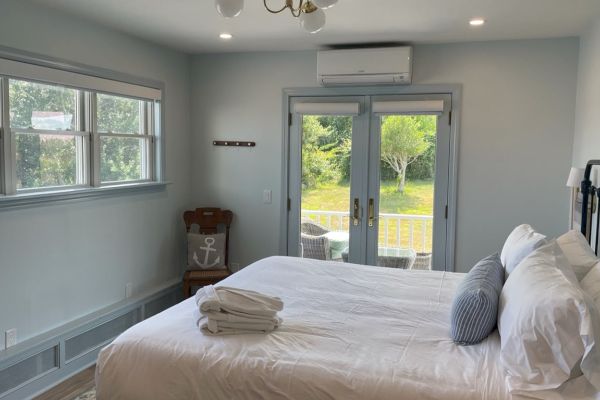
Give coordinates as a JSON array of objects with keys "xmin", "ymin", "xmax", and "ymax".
[{"xmin": 187, "ymin": 233, "xmax": 227, "ymax": 271}]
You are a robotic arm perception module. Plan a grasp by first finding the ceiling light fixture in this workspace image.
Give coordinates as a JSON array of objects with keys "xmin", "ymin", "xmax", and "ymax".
[
  {"xmin": 214, "ymin": 0, "xmax": 244, "ymax": 18},
  {"xmin": 214, "ymin": 0, "xmax": 338, "ymax": 34},
  {"xmin": 469, "ymin": 18, "xmax": 485, "ymax": 26},
  {"xmin": 219, "ymin": 33, "xmax": 233, "ymax": 40}
]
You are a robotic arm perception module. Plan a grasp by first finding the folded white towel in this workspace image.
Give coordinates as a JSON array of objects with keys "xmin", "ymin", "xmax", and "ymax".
[
  {"xmin": 202, "ymin": 310, "xmax": 280, "ymax": 324},
  {"xmin": 195, "ymin": 285, "xmax": 284, "ymax": 318},
  {"xmin": 194, "ymin": 285, "xmax": 284, "ymax": 336},
  {"xmin": 198, "ymin": 315, "xmax": 282, "ymax": 336}
]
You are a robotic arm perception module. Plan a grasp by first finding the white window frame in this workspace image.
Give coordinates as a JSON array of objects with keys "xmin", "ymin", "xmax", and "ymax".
[
  {"xmin": 91, "ymin": 93, "xmax": 155, "ymax": 186},
  {"xmin": 0, "ymin": 49, "xmax": 165, "ymax": 208},
  {"xmin": 7, "ymin": 80, "xmax": 88, "ymax": 194}
]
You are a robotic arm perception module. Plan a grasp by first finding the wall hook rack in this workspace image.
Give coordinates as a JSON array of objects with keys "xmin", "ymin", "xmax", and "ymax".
[{"xmin": 213, "ymin": 140, "xmax": 256, "ymax": 147}]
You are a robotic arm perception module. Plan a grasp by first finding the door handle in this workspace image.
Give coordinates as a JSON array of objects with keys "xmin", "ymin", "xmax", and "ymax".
[
  {"xmin": 353, "ymin": 198, "xmax": 360, "ymax": 226},
  {"xmin": 368, "ymin": 198, "xmax": 375, "ymax": 227}
]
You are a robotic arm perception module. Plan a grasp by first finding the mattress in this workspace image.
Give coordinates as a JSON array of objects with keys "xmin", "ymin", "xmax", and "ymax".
[{"xmin": 96, "ymin": 256, "xmax": 513, "ymax": 399}]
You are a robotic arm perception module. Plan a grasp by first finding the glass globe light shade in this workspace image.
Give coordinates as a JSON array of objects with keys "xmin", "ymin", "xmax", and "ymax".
[
  {"xmin": 215, "ymin": 0, "xmax": 244, "ymax": 18},
  {"xmin": 312, "ymin": 0, "xmax": 338, "ymax": 9},
  {"xmin": 299, "ymin": 7, "xmax": 326, "ymax": 33}
]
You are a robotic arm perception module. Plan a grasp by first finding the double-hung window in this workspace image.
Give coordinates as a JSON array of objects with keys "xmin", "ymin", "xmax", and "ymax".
[
  {"xmin": 0, "ymin": 55, "xmax": 163, "ymax": 202},
  {"xmin": 9, "ymin": 79, "xmax": 86, "ymax": 190},
  {"xmin": 96, "ymin": 93, "xmax": 154, "ymax": 184}
]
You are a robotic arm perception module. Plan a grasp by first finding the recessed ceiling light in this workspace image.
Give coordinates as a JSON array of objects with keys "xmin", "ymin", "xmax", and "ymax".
[
  {"xmin": 219, "ymin": 33, "xmax": 233, "ymax": 40},
  {"xmin": 469, "ymin": 18, "xmax": 485, "ymax": 26}
]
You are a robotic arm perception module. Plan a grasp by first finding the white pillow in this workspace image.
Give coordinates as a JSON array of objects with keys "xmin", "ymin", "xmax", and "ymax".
[
  {"xmin": 500, "ymin": 224, "xmax": 547, "ymax": 276},
  {"xmin": 582, "ymin": 262, "xmax": 600, "ymax": 306},
  {"xmin": 498, "ymin": 241, "xmax": 600, "ymax": 394},
  {"xmin": 557, "ymin": 230, "xmax": 599, "ymax": 281}
]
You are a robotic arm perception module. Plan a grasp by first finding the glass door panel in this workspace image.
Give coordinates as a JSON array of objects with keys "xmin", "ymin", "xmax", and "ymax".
[
  {"xmin": 367, "ymin": 94, "xmax": 451, "ymax": 271},
  {"xmin": 287, "ymin": 96, "xmax": 367, "ymax": 265},
  {"xmin": 375, "ymin": 114, "xmax": 436, "ymax": 269},
  {"xmin": 300, "ymin": 114, "xmax": 353, "ymax": 262}
]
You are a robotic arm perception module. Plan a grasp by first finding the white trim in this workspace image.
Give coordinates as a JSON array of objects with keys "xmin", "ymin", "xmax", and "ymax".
[
  {"xmin": 0, "ymin": 57, "xmax": 161, "ymax": 101},
  {"xmin": 0, "ymin": 181, "xmax": 168, "ymax": 210},
  {"xmin": 292, "ymin": 102, "xmax": 360, "ymax": 116},
  {"xmin": 11, "ymin": 128, "xmax": 88, "ymax": 137}
]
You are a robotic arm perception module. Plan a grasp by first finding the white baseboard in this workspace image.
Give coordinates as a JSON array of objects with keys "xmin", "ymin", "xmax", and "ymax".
[{"xmin": 0, "ymin": 280, "xmax": 182, "ymax": 400}]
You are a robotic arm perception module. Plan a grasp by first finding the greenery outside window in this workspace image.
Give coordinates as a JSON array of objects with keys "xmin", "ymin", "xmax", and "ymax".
[
  {"xmin": 0, "ymin": 71, "xmax": 161, "ymax": 200},
  {"xmin": 9, "ymin": 80, "xmax": 86, "ymax": 190},
  {"xmin": 95, "ymin": 93, "xmax": 154, "ymax": 184}
]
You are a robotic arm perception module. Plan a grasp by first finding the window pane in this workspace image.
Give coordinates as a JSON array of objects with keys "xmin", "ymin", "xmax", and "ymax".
[
  {"xmin": 16, "ymin": 133, "xmax": 78, "ymax": 189},
  {"xmin": 97, "ymin": 94, "xmax": 143, "ymax": 134},
  {"xmin": 9, "ymin": 80, "xmax": 77, "ymax": 131},
  {"xmin": 100, "ymin": 137, "xmax": 144, "ymax": 182}
]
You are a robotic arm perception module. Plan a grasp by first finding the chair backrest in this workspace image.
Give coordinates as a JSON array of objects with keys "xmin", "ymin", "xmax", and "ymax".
[{"xmin": 183, "ymin": 208, "xmax": 233, "ymax": 266}]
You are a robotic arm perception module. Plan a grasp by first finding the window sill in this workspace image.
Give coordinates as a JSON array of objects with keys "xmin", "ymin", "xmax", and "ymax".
[{"xmin": 0, "ymin": 182, "xmax": 169, "ymax": 210}]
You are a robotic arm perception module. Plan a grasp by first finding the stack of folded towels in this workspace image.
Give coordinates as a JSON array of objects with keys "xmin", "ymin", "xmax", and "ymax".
[{"xmin": 195, "ymin": 285, "xmax": 284, "ymax": 336}]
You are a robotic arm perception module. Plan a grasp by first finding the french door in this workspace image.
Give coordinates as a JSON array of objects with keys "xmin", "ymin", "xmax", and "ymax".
[{"xmin": 287, "ymin": 94, "xmax": 453, "ymax": 271}]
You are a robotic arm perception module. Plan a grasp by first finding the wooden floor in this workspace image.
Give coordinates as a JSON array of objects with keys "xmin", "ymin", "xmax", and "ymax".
[{"xmin": 34, "ymin": 365, "xmax": 96, "ymax": 400}]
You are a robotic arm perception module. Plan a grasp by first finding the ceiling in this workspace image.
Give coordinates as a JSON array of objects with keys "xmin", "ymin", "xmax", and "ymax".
[{"xmin": 30, "ymin": 0, "xmax": 600, "ymax": 54}]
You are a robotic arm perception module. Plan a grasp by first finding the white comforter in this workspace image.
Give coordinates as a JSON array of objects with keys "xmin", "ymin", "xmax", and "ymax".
[{"xmin": 97, "ymin": 256, "xmax": 509, "ymax": 400}]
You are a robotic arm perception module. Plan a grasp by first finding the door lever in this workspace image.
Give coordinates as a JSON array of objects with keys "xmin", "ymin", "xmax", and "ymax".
[
  {"xmin": 353, "ymin": 198, "xmax": 360, "ymax": 226},
  {"xmin": 368, "ymin": 198, "xmax": 375, "ymax": 227}
]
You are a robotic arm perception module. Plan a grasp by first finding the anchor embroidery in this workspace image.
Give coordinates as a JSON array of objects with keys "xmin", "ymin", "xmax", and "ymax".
[{"xmin": 193, "ymin": 237, "xmax": 221, "ymax": 268}]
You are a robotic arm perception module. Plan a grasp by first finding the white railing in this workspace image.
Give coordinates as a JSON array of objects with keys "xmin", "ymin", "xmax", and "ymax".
[{"xmin": 301, "ymin": 210, "xmax": 433, "ymax": 253}]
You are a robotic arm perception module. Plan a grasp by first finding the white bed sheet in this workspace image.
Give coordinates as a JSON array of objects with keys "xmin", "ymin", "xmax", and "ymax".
[{"xmin": 95, "ymin": 256, "xmax": 593, "ymax": 400}]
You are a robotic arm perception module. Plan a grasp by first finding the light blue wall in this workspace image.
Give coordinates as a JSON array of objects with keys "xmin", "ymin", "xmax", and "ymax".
[
  {"xmin": 572, "ymin": 19, "xmax": 600, "ymax": 172},
  {"xmin": 0, "ymin": 0, "xmax": 583, "ymax": 349},
  {"xmin": 191, "ymin": 38, "xmax": 579, "ymax": 272},
  {"xmin": 0, "ymin": 0, "xmax": 193, "ymax": 348}
]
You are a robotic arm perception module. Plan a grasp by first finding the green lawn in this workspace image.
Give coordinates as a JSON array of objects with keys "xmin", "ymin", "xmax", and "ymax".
[
  {"xmin": 302, "ymin": 179, "xmax": 434, "ymax": 215},
  {"xmin": 302, "ymin": 180, "xmax": 434, "ymax": 252}
]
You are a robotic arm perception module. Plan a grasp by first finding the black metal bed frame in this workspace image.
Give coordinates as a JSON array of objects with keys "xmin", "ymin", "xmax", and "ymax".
[{"xmin": 580, "ymin": 160, "xmax": 600, "ymax": 255}]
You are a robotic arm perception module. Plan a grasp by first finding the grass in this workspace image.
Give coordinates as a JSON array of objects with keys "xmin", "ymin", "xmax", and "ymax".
[
  {"xmin": 302, "ymin": 179, "xmax": 434, "ymax": 215},
  {"xmin": 302, "ymin": 180, "xmax": 434, "ymax": 252}
]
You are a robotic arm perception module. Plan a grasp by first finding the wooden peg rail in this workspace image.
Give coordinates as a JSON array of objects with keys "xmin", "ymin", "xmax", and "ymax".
[{"xmin": 213, "ymin": 140, "xmax": 256, "ymax": 147}]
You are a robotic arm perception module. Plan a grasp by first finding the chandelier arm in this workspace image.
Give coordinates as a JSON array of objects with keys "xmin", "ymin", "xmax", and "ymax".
[
  {"xmin": 289, "ymin": 0, "xmax": 304, "ymax": 17},
  {"xmin": 263, "ymin": 0, "xmax": 290, "ymax": 14}
]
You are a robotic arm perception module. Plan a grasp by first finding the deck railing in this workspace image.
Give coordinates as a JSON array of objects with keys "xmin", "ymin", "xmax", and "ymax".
[{"xmin": 301, "ymin": 210, "xmax": 433, "ymax": 253}]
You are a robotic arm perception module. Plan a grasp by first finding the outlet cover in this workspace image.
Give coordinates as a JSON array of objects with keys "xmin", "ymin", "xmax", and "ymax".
[
  {"xmin": 125, "ymin": 283, "xmax": 133, "ymax": 299},
  {"xmin": 5, "ymin": 329, "xmax": 17, "ymax": 348},
  {"xmin": 230, "ymin": 263, "xmax": 240, "ymax": 272}
]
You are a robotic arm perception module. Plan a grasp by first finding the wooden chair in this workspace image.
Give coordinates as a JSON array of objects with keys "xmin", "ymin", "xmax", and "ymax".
[{"xmin": 183, "ymin": 207, "xmax": 233, "ymax": 298}]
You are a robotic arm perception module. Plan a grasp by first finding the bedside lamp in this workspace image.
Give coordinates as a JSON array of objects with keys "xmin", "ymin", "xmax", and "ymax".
[
  {"xmin": 567, "ymin": 167, "xmax": 585, "ymax": 229},
  {"xmin": 567, "ymin": 167, "xmax": 584, "ymax": 189}
]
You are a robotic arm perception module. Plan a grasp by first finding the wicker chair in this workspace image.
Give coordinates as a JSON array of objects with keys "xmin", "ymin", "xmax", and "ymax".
[
  {"xmin": 300, "ymin": 233, "xmax": 331, "ymax": 261},
  {"xmin": 301, "ymin": 219, "xmax": 330, "ymax": 236},
  {"xmin": 411, "ymin": 252, "xmax": 432, "ymax": 270}
]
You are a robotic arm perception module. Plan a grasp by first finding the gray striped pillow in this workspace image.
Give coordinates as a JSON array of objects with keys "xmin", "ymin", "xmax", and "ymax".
[{"xmin": 450, "ymin": 253, "xmax": 504, "ymax": 345}]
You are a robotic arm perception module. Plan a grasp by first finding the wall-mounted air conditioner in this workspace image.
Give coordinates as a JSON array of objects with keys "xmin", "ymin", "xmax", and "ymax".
[{"xmin": 317, "ymin": 47, "xmax": 412, "ymax": 86}]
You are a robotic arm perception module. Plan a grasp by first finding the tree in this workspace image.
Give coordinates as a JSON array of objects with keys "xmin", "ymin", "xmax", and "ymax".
[
  {"xmin": 301, "ymin": 116, "xmax": 339, "ymax": 188},
  {"xmin": 380, "ymin": 115, "xmax": 433, "ymax": 193},
  {"xmin": 9, "ymin": 80, "xmax": 144, "ymax": 188}
]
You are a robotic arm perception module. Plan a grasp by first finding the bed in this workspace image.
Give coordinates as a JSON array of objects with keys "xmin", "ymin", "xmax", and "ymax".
[
  {"xmin": 97, "ymin": 256, "xmax": 512, "ymax": 399},
  {"xmin": 96, "ymin": 253, "xmax": 600, "ymax": 400}
]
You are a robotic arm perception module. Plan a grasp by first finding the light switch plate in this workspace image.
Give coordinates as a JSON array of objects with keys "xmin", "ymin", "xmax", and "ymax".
[
  {"xmin": 263, "ymin": 190, "xmax": 272, "ymax": 204},
  {"xmin": 5, "ymin": 329, "xmax": 17, "ymax": 348}
]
